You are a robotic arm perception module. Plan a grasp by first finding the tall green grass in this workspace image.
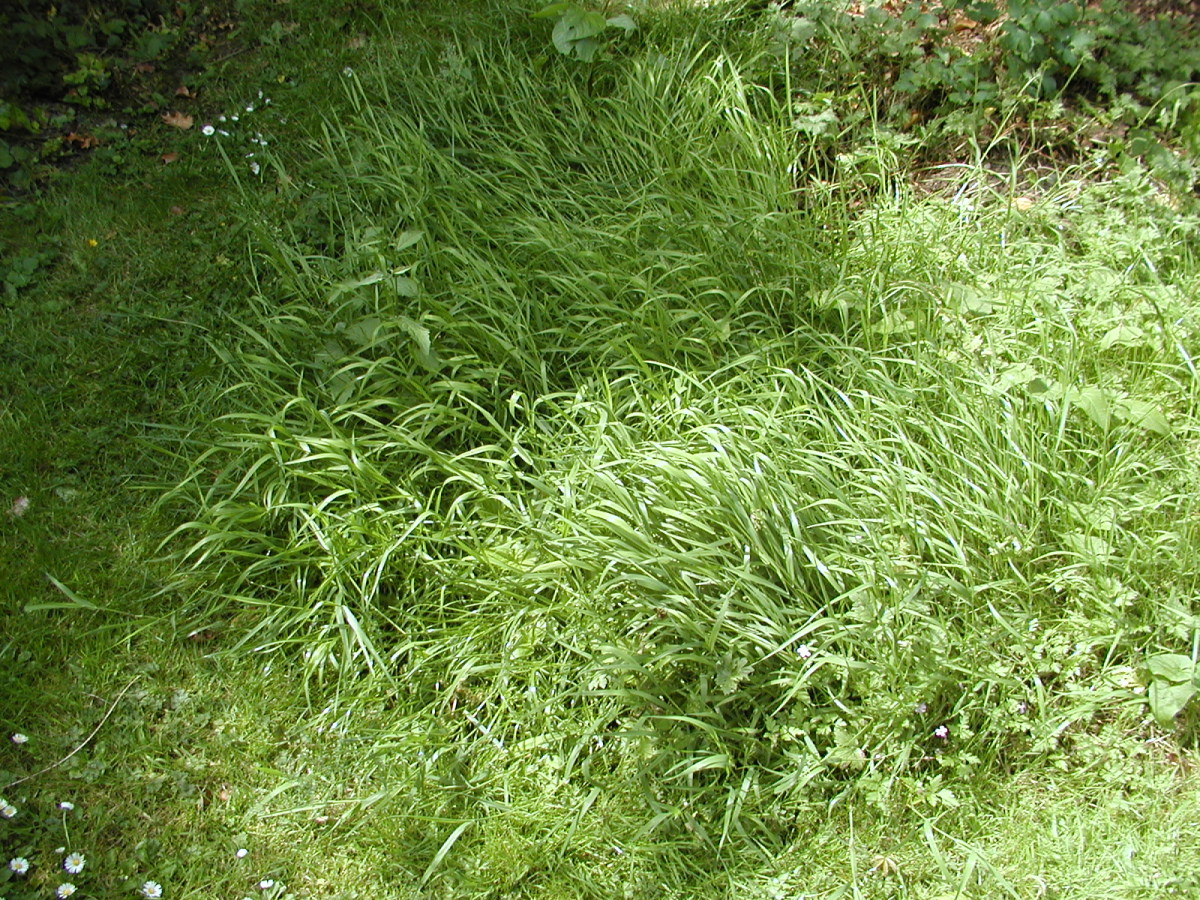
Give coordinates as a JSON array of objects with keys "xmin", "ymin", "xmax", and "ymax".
[{"xmin": 153, "ymin": 8, "xmax": 1200, "ymax": 878}]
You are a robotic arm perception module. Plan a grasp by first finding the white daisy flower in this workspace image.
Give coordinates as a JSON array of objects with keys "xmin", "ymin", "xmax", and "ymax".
[
  {"xmin": 140, "ymin": 881, "xmax": 164, "ymax": 899},
  {"xmin": 0, "ymin": 802, "xmax": 16, "ymax": 818},
  {"xmin": 63, "ymin": 853, "xmax": 86, "ymax": 874},
  {"xmin": 9, "ymin": 857, "xmax": 30, "ymax": 875},
  {"xmin": 59, "ymin": 801, "xmax": 75, "ymax": 811},
  {"xmin": 258, "ymin": 879, "xmax": 274, "ymax": 889},
  {"xmin": 57, "ymin": 883, "xmax": 77, "ymax": 899},
  {"xmin": 201, "ymin": 124, "xmax": 216, "ymax": 136},
  {"xmin": 10, "ymin": 733, "xmax": 28, "ymax": 744},
  {"xmin": 235, "ymin": 849, "xmax": 248, "ymax": 859}
]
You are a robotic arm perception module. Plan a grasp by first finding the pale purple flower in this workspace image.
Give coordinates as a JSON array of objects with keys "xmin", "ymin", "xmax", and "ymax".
[{"xmin": 933, "ymin": 725, "xmax": 949, "ymax": 740}]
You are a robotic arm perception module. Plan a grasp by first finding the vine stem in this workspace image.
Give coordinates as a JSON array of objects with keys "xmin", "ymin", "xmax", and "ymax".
[{"xmin": 3, "ymin": 678, "xmax": 139, "ymax": 791}]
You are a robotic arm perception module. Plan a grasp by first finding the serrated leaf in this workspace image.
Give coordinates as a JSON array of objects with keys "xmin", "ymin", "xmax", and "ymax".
[
  {"xmin": 342, "ymin": 316, "xmax": 384, "ymax": 348},
  {"xmin": 397, "ymin": 316, "xmax": 440, "ymax": 371},
  {"xmin": 1147, "ymin": 653, "xmax": 1195, "ymax": 684},
  {"xmin": 1150, "ymin": 679, "xmax": 1196, "ymax": 727}
]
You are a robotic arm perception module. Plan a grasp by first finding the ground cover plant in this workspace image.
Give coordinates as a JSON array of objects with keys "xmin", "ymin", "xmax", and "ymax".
[{"xmin": 5, "ymin": 0, "xmax": 1200, "ymax": 897}]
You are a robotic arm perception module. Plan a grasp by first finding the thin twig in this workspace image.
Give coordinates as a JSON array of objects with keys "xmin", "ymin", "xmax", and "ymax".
[{"xmin": 3, "ymin": 678, "xmax": 139, "ymax": 791}]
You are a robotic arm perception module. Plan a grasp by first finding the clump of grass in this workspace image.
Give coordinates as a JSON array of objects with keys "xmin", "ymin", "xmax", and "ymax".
[{"xmin": 148, "ymin": 4, "xmax": 1200, "ymax": 886}]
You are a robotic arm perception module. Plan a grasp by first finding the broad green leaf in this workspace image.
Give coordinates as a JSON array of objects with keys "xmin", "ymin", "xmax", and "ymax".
[
  {"xmin": 553, "ymin": 7, "xmax": 607, "ymax": 58},
  {"xmin": 1149, "ymin": 679, "xmax": 1196, "ymax": 728},
  {"xmin": 342, "ymin": 316, "xmax": 384, "ymax": 348},
  {"xmin": 532, "ymin": 1, "xmax": 573, "ymax": 18},
  {"xmin": 989, "ymin": 362, "xmax": 1038, "ymax": 394},
  {"xmin": 1100, "ymin": 323, "xmax": 1145, "ymax": 350},
  {"xmin": 392, "ymin": 229, "xmax": 425, "ymax": 252},
  {"xmin": 1147, "ymin": 653, "xmax": 1195, "ymax": 684},
  {"xmin": 1116, "ymin": 398, "xmax": 1171, "ymax": 435},
  {"xmin": 1067, "ymin": 385, "xmax": 1112, "ymax": 430},
  {"xmin": 946, "ymin": 282, "xmax": 993, "ymax": 314},
  {"xmin": 606, "ymin": 13, "xmax": 637, "ymax": 32},
  {"xmin": 393, "ymin": 275, "xmax": 419, "ymax": 297},
  {"xmin": 397, "ymin": 315, "xmax": 440, "ymax": 371}
]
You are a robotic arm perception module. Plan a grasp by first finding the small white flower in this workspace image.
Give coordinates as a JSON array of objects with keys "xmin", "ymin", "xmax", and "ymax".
[
  {"xmin": 140, "ymin": 881, "xmax": 163, "ymax": 899},
  {"xmin": 933, "ymin": 725, "xmax": 949, "ymax": 740},
  {"xmin": 201, "ymin": 124, "xmax": 215, "ymax": 136},
  {"xmin": 63, "ymin": 853, "xmax": 86, "ymax": 874},
  {"xmin": 57, "ymin": 883, "xmax": 77, "ymax": 899},
  {"xmin": 8, "ymin": 496, "xmax": 29, "ymax": 517},
  {"xmin": 914, "ymin": 702, "xmax": 928, "ymax": 714},
  {"xmin": 795, "ymin": 644, "xmax": 813, "ymax": 659},
  {"xmin": 10, "ymin": 733, "xmax": 28, "ymax": 744},
  {"xmin": 59, "ymin": 801, "xmax": 75, "ymax": 811},
  {"xmin": 258, "ymin": 879, "xmax": 275, "ymax": 889},
  {"xmin": 0, "ymin": 802, "xmax": 16, "ymax": 818},
  {"xmin": 245, "ymin": 104, "xmax": 255, "ymax": 113},
  {"xmin": 54, "ymin": 848, "xmax": 65, "ymax": 855},
  {"xmin": 9, "ymin": 857, "xmax": 30, "ymax": 875},
  {"xmin": 249, "ymin": 161, "xmax": 261, "ymax": 176},
  {"xmin": 235, "ymin": 849, "xmax": 248, "ymax": 859},
  {"xmin": 218, "ymin": 115, "xmax": 227, "ymax": 122}
]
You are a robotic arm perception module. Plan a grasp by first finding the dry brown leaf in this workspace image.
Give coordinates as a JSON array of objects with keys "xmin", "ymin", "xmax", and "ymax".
[
  {"xmin": 65, "ymin": 132, "xmax": 99, "ymax": 150},
  {"xmin": 1014, "ymin": 197, "xmax": 1035, "ymax": 212},
  {"xmin": 175, "ymin": 84, "xmax": 193, "ymax": 98},
  {"xmin": 161, "ymin": 152, "xmax": 179, "ymax": 164},
  {"xmin": 161, "ymin": 110, "xmax": 193, "ymax": 130},
  {"xmin": 168, "ymin": 205, "xmax": 185, "ymax": 216}
]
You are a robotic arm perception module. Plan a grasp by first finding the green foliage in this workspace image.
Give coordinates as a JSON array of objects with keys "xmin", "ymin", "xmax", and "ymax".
[
  {"xmin": 533, "ymin": 2, "xmax": 637, "ymax": 61},
  {"xmin": 999, "ymin": 0, "xmax": 1091, "ymax": 97}
]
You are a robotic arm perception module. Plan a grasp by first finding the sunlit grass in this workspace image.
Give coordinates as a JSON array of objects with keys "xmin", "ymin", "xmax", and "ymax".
[{"xmin": 4, "ymin": 0, "xmax": 1200, "ymax": 897}]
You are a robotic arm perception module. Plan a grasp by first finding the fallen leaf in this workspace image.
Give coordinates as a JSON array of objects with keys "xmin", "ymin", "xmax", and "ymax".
[
  {"xmin": 1014, "ymin": 196, "xmax": 1034, "ymax": 211},
  {"xmin": 161, "ymin": 152, "xmax": 179, "ymax": 164},
  {"xmin": 175, "ymin": 84, "xmax": 193, "ymax": 97},
  {"xmin": 168, "ymin": 205, "xmax": 185, "ymax": 216},
  {"xmin": 217, "ymin": 784, "xmax": 232, "ymax": 802},
  {"xmin": 65, "ymin": 132, "xmax": 99, "ymax": 149},
  {"xmin": 161, "ymin": 110, "xmax": 193, "ymax": 129}
]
